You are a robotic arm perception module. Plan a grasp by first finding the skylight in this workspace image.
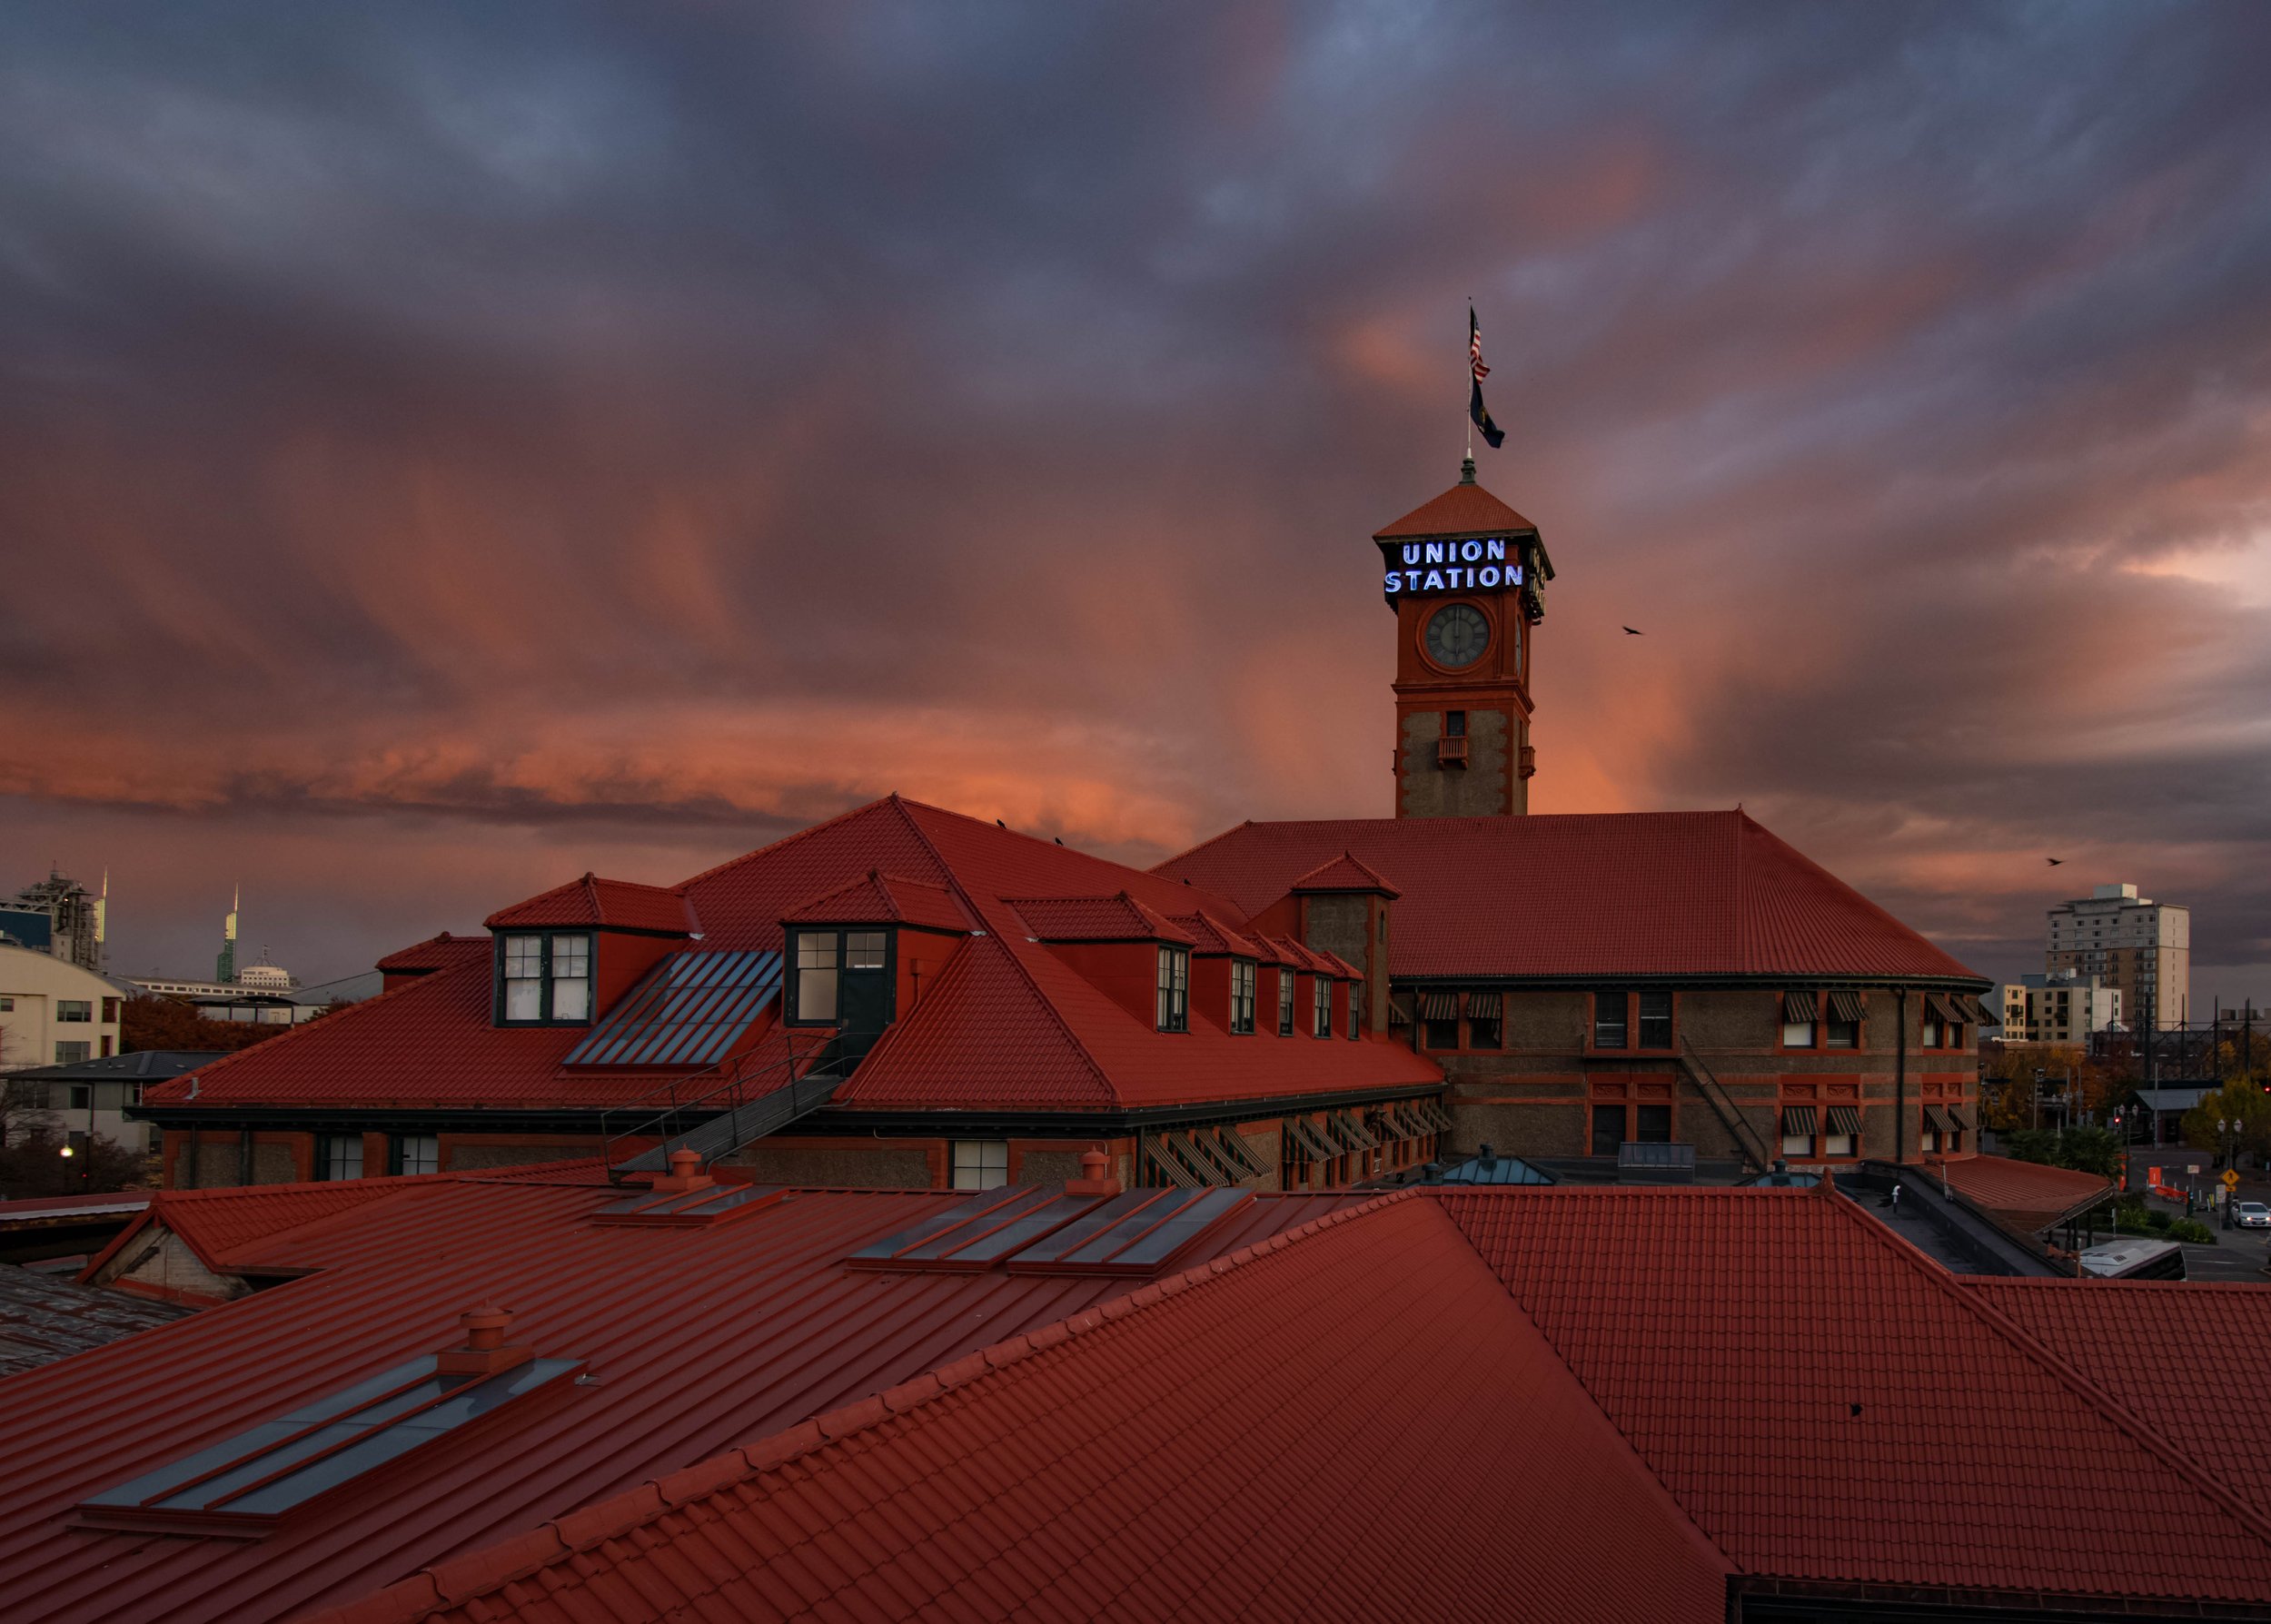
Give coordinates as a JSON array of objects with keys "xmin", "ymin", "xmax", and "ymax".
[
  {"xmin": 561, "ymin": 949, "xmax": 780, "ymax": 1068},
  {"xmin": 593, "ymin": 1182, "xmax": 787, "ymax": 1227},
  {"xmin": 846, "ymin": 1183, "xmax": 1254, "ymax": 1277},
  {"xmin": 77, "ymin": 1352, "xmax": 580, "ymax": 1535}
]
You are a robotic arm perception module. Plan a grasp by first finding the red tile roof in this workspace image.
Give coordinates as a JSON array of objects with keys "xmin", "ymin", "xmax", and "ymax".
[
  {"xmin": 778, "ymin": 870, "xmax": 971, "ymax": 932},
  {"xmin": 1159, "ymin": 810, "xmax": 1985, "ymax": 983},
  {"xmin": 1289, "ymin": 849, "xmax": 1402, "ymax": 896},
  {"xmin": 150, "ymin": 797, "xmax": 1443, "ymax": 1118},
  {"xmin": 1441, "ymin": 1184, "xmax": 2271, "ymax": 1606},
  {"xmin": 1007, "ymin": 891, "xmax": 1195, "ymax": 944},
  {"xmin": 0, "ymin": 1176, "xmax": 1367, "ymax": 1624},
  {"xmin": 1165, "ymin": 908, "xmax": 1263, "ymax": 956},
  {"xmin": 345, "ymin": 1196, "xmax": 1730, "ymax": 1624},
  {"xmin": 90, "ymin": 1179, "xmax": 426, "ymax": 1273},
  {"xmin": 373, "ymin": 934, "xmax": 487, "ymax": 974},
  {"xmin": 1938, "ymin": 1154, "xmax": 2114, "ymax": 1229},
  {"xmin": 482, "ymin": 875, "xmax": 693, "ymax": 936},
  {"xmin": 1374, "ymin": 478, "xmax": 1538, "ymax": 540}
]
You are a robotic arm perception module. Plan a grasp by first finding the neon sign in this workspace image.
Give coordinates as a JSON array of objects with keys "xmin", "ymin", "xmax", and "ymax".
[{"xmin": 1382, "ymin": 537, "xmax": 1525, "ymax": 599}]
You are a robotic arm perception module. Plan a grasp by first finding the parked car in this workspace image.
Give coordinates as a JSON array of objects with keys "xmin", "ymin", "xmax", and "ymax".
[{"xmin": 2236, "ymin": 1201, "xmax": 2271, "ymax": 1230}]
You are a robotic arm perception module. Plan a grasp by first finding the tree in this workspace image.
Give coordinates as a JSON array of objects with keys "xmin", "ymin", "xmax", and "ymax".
[
  {"xmin": 0, "ymin": 1124, "xmax": 148, "ymax": 1198},
  {"xmin": 120, "ymin": 994, "xmax": 296, "ymax": 1055},
  {"xmin": 2179, "ymin": 1082, "xmax": 2271, "ymax": 1162}
]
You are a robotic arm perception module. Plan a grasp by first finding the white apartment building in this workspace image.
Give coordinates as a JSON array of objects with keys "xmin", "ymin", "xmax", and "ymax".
[
  {"xmin": 2046, "ymin": 883, "xmax": 2189, "ymax": 1029},
  {"xmin": 2001, "ymin": 970, "xmax": 2122, "ymax": 1044},
  {"xmin": 0, "ymin": 943, "xmax": 126, "ymax": 1071}
]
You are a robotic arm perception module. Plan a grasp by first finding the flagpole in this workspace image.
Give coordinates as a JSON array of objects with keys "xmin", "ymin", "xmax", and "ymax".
[{"xmin": 1464, "ymin": 301, "xmax": 1473, "ymax": 464}]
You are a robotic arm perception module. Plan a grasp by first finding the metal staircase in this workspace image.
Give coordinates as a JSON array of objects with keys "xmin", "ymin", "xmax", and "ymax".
[
  {"xmin": 1676, "ymin": 1037, "xmax": 1774, "ymax": 1173},
  {"xmin": 603, "ymin": 1035, "xmax": 848, "ymax": 1179}
]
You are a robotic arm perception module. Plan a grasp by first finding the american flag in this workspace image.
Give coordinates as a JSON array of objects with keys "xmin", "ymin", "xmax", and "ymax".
[{"xmin": 1469, "ymin": 306, "xmax": 1490, "ymax": 380}]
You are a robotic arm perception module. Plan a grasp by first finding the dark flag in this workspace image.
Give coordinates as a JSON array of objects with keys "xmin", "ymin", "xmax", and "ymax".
[{"xmin": 1468, "ymin": 305, "xmax": 1505, "ymax": 449}]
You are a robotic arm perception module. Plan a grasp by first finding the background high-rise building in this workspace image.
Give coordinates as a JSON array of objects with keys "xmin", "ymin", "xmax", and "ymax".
[
  {"xmin": 1, "ymin": 869, "xmax": 104, "ymax": 972},
  {"xmin": 1998, "ymin": 970, "xmax": 2121, "ymax": 1044},
  {"xmin": 2046, "ymin": 883, "xmax": 2188, "ymax": 1029}
]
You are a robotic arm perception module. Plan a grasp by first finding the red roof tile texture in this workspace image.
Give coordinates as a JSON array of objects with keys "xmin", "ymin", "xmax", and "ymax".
[
  {"xmin": 1939, "ymin": 1154, "xmax": 2114, "ymax": 1227},
  {"xmin": 1165, "ymin": 908, "xmax": 1263, "ymax": 956},
  {"xmin": 373, "ymin": 934, "xmax": 488, "ymax": 974},
  {"xmin": 1159, "ymin": 809, "xmax": 1985, "ymax": 982},
  {"xmin": 483, "ymin": 875, "xmax": 694, "ymax": 935},
  {"xmin": 1373, "ymin": 479, "xmax": 1538, "ymax": 540},
  {"xmin": 778, "ymin": 870, "xmax": 971, "ymax": 932},
  {"xmin": 1007, "ymin": 891, "xmax": 1195, "ymax": 943},
  {"xmin": 0, "ymin": 1177, "xmax": 1369, "ymax": 1624},
  {"xmin": 1442, "ymin": 1185, "xmax": 2271, "ymax": 1606},
  {"xmin": 1289, "ymin": 850, "xmax": 1402, "ymax": 896},
  {"xmin": 332, "ymin": 1196, "xmax": 1729, "ymax": 1624}
]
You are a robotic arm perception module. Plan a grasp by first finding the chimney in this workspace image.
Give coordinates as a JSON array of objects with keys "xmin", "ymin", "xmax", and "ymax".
[
  {"xmin": 436, "ymin": 1302, "xmax": 533, "ymax": 1377},
  {"xmin": 1066, "ymin": 1148, "xmax": 1122, "ymax": 1198},
  {"xmin": 652, "ymin": 1148, "xmax": 712, "ymax": 1195}
]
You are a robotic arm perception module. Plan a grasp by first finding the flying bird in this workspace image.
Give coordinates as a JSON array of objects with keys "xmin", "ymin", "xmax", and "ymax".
[
  {"xmin": 2046, "ymin": 857, "xmax": 2064, "ymax": 866},
  {"xmin": 1622, "ymin": 626, "xmax": 1643, "ymax": 636}
]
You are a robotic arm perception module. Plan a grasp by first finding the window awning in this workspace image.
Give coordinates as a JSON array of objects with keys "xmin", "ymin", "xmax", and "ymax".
[
  {"xmin": 1420, "ymin": 992, "xmax": 1462, "ymax": 1020},
  {"xmin": 1780, "ymin": 1104, "xmax": 1819, "ymax": 1135},
  {"xmin": 1954, "ymin": 994, "xmax": 1986, "ymax": 1025},
  {"xmin": 1825, "ymin": 1105, "xmax": 1863, "ymax": 1136},
  {"xmin": 1387, "ymin": 992, "xmax": 1416, "ymax": 1026},
  {"xmin": 1288, "ymin": 1117, "xmax": 1337, "ymax": 1161},
  {"xmin": 1782, "ymin": 991, "xmax": 1818, "ymax": 1023},
  {"xmin": 1827, "ymin": 990, "xmax": 1868, "ymax": 1024},
  {"xmin": 1146, "ymin": 1137, "xmax": 1204, "ymax": 1189},
  {"xmin": 1923, "ymin": 1105, "xmax": 1955, "ymax": 1134},
  {"xmin": 1464, "ymin": 990, "xmax": 1502, "ymax": 1018},
  {"xmin": 1331, "ymin": 1111, "xmax": 1380, "ymax": 1152},
  {"xmin": 1946, "ymin": 1104, "xmax": 1974, "ymax": 1131},
  {"xmin": 1418, "ymin": 1099, "xmax": 1453, "ymax": 1134},
  {"xmin": 1924, "ymin": 993, "xmax": 1958, "ymax": 1025},
  {"xmin": 1391, "ymin": 1104, "xmax": 1430, "ymax": 1139},
  {"xmin": 1178, "ymin": 1132, "xmax": 1241, "ymax": 1185},
  {"xmin": 1211, "ymin": 1126, "xmax": 1263, "ymax": 1179}
]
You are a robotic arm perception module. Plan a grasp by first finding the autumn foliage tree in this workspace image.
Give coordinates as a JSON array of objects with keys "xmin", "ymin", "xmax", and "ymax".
[
  {"xmin": 2179, "ymin": 1081, "xmax": 2271, "ymax": 1164},
  {"xmin": 120, "ymin": 994, "xmax": 302, "ymax": 1054}
]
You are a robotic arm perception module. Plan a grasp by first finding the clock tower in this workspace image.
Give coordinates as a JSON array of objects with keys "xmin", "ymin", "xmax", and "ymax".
[{"xmin": 1374, "ymin": 457, "xmax": 1553, "ymax": 817}]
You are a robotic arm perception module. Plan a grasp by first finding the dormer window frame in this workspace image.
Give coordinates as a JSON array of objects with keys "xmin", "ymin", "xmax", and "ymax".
[
  {"xmin": 1229, "ymin": 957, "xmax": 1257, "ymax": 1035},
  {"xmin": 786, "ymin": 926, "xmax": 897, "ymax": 1026},
  {"xmin": 1156, "ymin": 945, "xmax": 1190, "ymax": 1033},
  {"xmin": 1312, "ymin": 976, "xmax": 1332, "ymax": 1039},
  {"xmin": 494, "ymin": 930, "xmax": 595, "ymax": 1026},
  {"xmin": 1276, "ymin": 966, "xmax": 1296, "ymax": 1035}
]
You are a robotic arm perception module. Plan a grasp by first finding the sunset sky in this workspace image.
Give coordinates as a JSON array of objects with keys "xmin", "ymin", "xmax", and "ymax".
[{"xmin": 4, "ymin": 3, "xmax": 2268, "ymax": 1005}]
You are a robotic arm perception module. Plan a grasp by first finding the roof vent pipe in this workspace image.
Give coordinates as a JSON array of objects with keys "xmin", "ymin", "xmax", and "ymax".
[
  {"xmin": 652, "ymin": 1147, "xmax": 713, "ymax": 1195},
  {"xmin": 1067, "ymin": 1148, "xmax": 1122, "ymax": 1199},
  {"xmin": 437, "ymin": 1302, "xmax": 533, "ymax": 1377}
]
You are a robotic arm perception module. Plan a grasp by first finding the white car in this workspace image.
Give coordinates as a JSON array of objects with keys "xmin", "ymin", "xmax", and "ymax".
[{"xmin": 2236, "ymin": 1201, "xmax": 2271, "ymax": 1230}]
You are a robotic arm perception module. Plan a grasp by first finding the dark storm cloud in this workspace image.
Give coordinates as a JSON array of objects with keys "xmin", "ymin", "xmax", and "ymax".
[{"xmin": 2, "ymin": 0, "xmax": 2267, "ymax": 993}]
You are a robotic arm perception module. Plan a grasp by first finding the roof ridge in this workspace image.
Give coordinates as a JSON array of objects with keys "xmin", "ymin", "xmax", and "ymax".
[
  {"xmin": 1820, "ymin": 1188, "xmax": 2271, "ymax": 1555},
  {"xmin": 1148, "ymin": 817, "xmax": 1259, "ymax": 876},
  {"xmin": 669, "ymin": 794, "xmax": 932, "ymax": 895},
  {"xmin": 334, "ymin": 1189, "xmax": 1421, "ymax": 1623}
]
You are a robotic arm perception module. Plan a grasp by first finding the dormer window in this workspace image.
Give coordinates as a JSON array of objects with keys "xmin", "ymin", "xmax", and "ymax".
[
  {"xmin": 788, "ymin": 929, "xmax": 891, "ymax": 1026},
  {"xmin": 497, "ymin": 933, "xmax": 592, "ymax": 1025},
  {"xmin": 1312, "ymin": 977, "xmax": 1331, "ymax": 1038},
  {"xmin": 1277, "ymin": 968, "xmax": 1295, "ymax": 1035},
  {"xmin": 1230, "ymin": 959, "xmax": 1256, "ymax": 1035},
  {"xmin": 1156, "ymin": 946, "xmax": 1189, "ymax": 1032},
  {"xmin": 1347, "ymin": 989, "xmax": 1360, "ymax": 1040}
]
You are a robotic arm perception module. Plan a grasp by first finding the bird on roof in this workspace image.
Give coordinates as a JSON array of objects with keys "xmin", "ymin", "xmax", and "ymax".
[
  {"xmin": 1053, "ymin": 837, "xmax": 1063, "ymax": 846},
  {"xmin": 1621, "ymin": 626, "xmax": 1642, "ymax": 636},
  {"xmin": 2047, "ymin": 857, "xmax": 2064, "ymax": 866},
  {"xmin": 996, "ymin": 818, "xmax": 1006, "ymax": 828}
]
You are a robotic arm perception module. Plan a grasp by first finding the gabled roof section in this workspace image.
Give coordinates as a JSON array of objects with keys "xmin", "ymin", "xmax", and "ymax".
[
  {"xmin": 1165, "ymin": 908, "xmax": 1262, "ymax": 956},
  {"xmin": 1374, "ymin": 478, "xmax": 1538, "ymax": 540},
  {"xmin": 483, "ymin": 875, "xmax": 692, "ymax": 936},
  {"xmin": 373, "ymin": 934, "xmax": 486, "ymax": 975},
  {"xmin": 342, "ymin": 1196, "xmax": 1730, "ymax": 1624},
  {"xmin": 1290, "ymin": 850, "xmax": 1402, "ymax": 896},
  {"xmin": 86, "ymin": 1179, "xmax": 428, "ymax": 1277},
  {"xmin": 778, "ymin": 869, "xmax": 971, "ymax": 933},
  {"xmin": 1939, "ymin": 1154, "xmax": 2114, "ymax": 1231},
  {"xmin": 1441, "ymin": 1186, "xmax": 2271, "ymax": 1605},
  {"xmin": 1158, "ymin": 810, "xmax": 1985, "ymax": 984},
  {"xmin": 1007, "ymin": 891, "xmax": 1195, "ymax": 945},
  {"xmin": 832, "ymin": 934, "xmax": 1116, "ymax": 1112}
]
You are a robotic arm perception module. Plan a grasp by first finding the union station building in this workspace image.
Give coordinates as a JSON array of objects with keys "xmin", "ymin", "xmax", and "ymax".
[{"xmin": 135, "ymin": 460, "xmax": 1988, "ymax": 1190}]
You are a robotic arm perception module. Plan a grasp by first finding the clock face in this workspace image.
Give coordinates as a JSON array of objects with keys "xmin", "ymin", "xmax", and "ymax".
[{"xmin": 1424, "ymin": 602, "xmax": 1489, "ymax": 668}]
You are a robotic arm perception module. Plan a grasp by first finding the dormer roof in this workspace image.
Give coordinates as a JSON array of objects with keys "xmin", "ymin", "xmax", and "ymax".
[
  {"xmin": 484, "ymin": 875, "xmax": 693, "ymax": 936},
  {"xmin": 1165, "ymin": 910, "xmax": 1264, "ymax": 957},
  {"xmin": 780, "ymin": 870, "xmax": 972, "ymax": 933},
  {"xmin": 1007, "ymin": 892, "xmax": 1196, "ymax": 946},
  {"xmin": 1373, "ymin": 479, "xmax": 1539, "ymax": 541},
  {"xmin": 373, "ymin": 933, "xmax": 488, "ymax": 975}
]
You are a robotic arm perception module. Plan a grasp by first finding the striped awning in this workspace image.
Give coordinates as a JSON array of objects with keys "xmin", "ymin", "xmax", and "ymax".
[
  {"xmin": 1954, "ymin": 994, "xmax": 1986, "ymax": 1025},
  {"xmin": 1780, "ymin": 1105, "xmax": 1819, "ymax": 1135},
  {"xmin": 1827, "ymin": 990, "xmax": 1868, "ymax": 1023},
  {"xmin": 1825, "ymin": 1105, "xmax": 1863, "ymax": 1136},
  {"xmin": 1331, "ymin": 1111, "xmax": 1379, "ymax": 1152},
  {"xmin": 1946, "ymin": 1103, "xmax": 1974, "ymax": 1132},
  {"xmin": 1288, "ymin": 1117, "xmax": 1338, "ymax": 1161},
  {"xmin": 1464, "ymin": 990, "xmax": 1502, "ymax": 1018},
  {"xmin": 1420, "ymin": 991, "xmax": 1462, "ymax": 1020},
  {"xmin": 1782, "ymin": 991, "xmax": 1818, "ymax": 1023},
  {"xmin": 1925, "ymin": 993, "xmax": 1959, "ymax": 1025},
  {"xmin": 1387, "ymin": 992, "xmax": 1416, "ymax": 1026},
  {"xmin": 1419, "ymin": 1099, "xmax": 1453, "ymax": 1133},
  {"xmin": 1211, "ymin": 1126, "xmax": 1263, "ymax": 1179},
  {"xmin": 1145, "ymin": 1137, "xmax": 1203, "ymax": 1189},
  {"xmin": 1392, "ymin": 1104, "xmax": 1430, "ymax": 1139},
  {"xmin": 1923, "ymin": 1105, "xmax": 1956, "ymax": 1134},
  {"xmin": 1178, "ymin": 1132, "xmax": 1240, "ymax": 1184}
]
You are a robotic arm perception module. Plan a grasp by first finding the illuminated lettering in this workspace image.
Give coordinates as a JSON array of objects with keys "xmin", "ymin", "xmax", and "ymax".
[
  {"xmin": 1480, "ymin": 565, "xmax": 1500, "ymax": 587},
  {"xmin": 1381, "ymin": 540, "xmax": 1527, "ymax": 598},
  {"xmin": 1460, "ymin": 540, "xmax": 1482, "ymax": 561},
  {"xmin": 1402, "ymin": 544, "xmax": 1423, "ymax": 565},
  {"xmin": 1423, "ymin": 542, "xmax": 1445, "ymax": 564},
  {"xmin": 1486, "ymin": 538, "xmax": 1505, "ymax": 560},
  {"xmin": 1383, "ymin": 571, "xmax": 1403, "ymax": 593}
]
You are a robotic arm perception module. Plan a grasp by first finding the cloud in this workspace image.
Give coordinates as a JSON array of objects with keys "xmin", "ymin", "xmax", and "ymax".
[{"xmin": 3, "ymin": 1, "xmax": 2269, "ymax": 1000}]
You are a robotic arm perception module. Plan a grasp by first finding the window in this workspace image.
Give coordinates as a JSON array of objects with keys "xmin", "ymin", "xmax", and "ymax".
[
  {"xmin": 101, "ymin": 996, "xmax": 121, "ymax": 1023},
  {"xmin": 1781, "ymin": 992, "xmax": 1818, "ymax": 1048},
  {"xmin": 847, "ymin": 930, "xmax": 888, "ymax": 970},
  {"xmin": 1824, "ymin": 1126, "xmax": 1856, "ymax": 1157},
  {"xmin": 951, "ymin": 1139, "xmax": 1009, "ymax": 1191},
  {"xmin": 1592, "ymin": 991, "xmax": 1629, "ymax": 1049},
  {"xmin": 1277, "ymin": 967, "xmax": 1295, "ymax": 1035},
  {"xmin": 1313, "ymin": 977, "xmax": 1332, "ymax": 1038},
  {"xmin": 55, "ymin": 1042, "xmax": 91, "ymax": 1065},
  {"xmin": 1634, "ymin": 1104, "xmax": 1672, "ymax": 1144},
  {"xmin": 0, "ymin": 996, "xmax": 11, "ymax": 1012},
  {"xmin": 100, "ymin": 1036, "xmax": 113, "ymax": 1056},
  {"xmin": 1945, "ymin": 1022, "xmax": 1964, "ymax": 1050},
  {"xmin": 1921, "ymin": 1013, "xmax": 1942, "ymax": 1047},
  {"xmin": 1467, "ymin": 1013, "xmax": 1501, "ymax": 1049},
  {"xmin": 1780, "ymin": 1105, "xmax": 1817, "ymax": 1159},
  {"xmin": 1592, "ymin": 1104, "xmax": 1624, "ymax": 1156},
  {"xmin": 1920, "ymin": 1125, "xmax": 1939, "ymax": 1154},
  {"xmin": 1825, "ymin": 995, "xmax": 1862, "ymax": 1049},
  {"xmin": 322, "ymin": 1135, "xmax": 365, "ymax": 1181},
  {"xmin": 1230, "ymin": 959, "xmax": 1256, "ymax": 1035},
  {"xmin": 67, "ymin": 1084, "xmax": 92, "ymax": 1110},
  {"xmin": 794, "ymin": 932, "xmax": 839, "ymax": 1022},
  {"xmin": 1423, "ymin": 992, "xmax": 1462, "ymax": 1051},
  {"xmin": 392, "ymin": 1134, "xmax": 440, "ymax": 1176},
  {"xmin": 1156, "ymin": 946, "xmax": 1190, "ymax": 1032},
  {"xmin": 56, "ymin": 1000, "xmax": 91, "ymax": 1024},
  {"xmin": 1444, "ymin": 709, "xmax": 1466, "ymax": 738},
  {"xmin": 1636, "ymin": 990, "xmax": 1673, "ymax": 1049},
  {"xmin": 1347, "ymin": 991, "xmax": 1360, "ymax": 1040},
  {"xmin": 499, "ymin": 933, "xmax": 592, "ymax": 1024}
]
